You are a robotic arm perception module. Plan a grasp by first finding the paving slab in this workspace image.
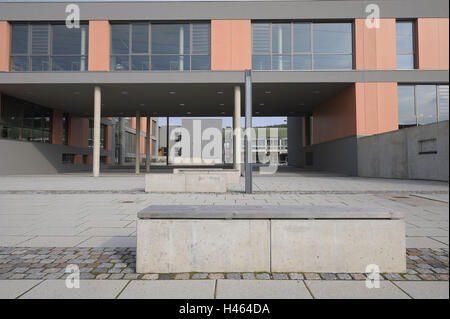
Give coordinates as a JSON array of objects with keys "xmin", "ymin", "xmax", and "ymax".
[
  {"xmin": 77, "ymin": 236, "xmax": 136, "ymax": 247},
  {"xmin": 394, "ymin": 281, "xmax": 449, "ymax": 299},
  {"xmin": 430, "ymin": 237, "xmax": 449, "ymax": 245},
  {"xmin": 19, "ymin": 236, "xmax": 89, "ymax": 247},
  {"xmin": 215, "ymin": 280, "xmax": 312, "ymax": 299},
  {"xmin": 305, "ymin": 280, "xmax": 410, "ymax": 299},
  {"xmin": 19, "ymin": 280, "xmax": 128, "ymax": 299},
  {"xmin": 406, "ymin": 237, "xmax": 449, "ymax": 248},
  {"xmin": 118, "ymin": 280, "xmax": 215, "ymax": 299},
  {"xmin": 0, "ymin": 280, "xmax": 42, "ymax": 299}
]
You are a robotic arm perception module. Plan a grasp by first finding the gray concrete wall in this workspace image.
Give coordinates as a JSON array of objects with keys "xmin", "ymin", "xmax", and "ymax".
[
  {"xmin": 0, "ymin": 139, "xmax": 113, "ymax": 175},
  {"xmin": 287, "ymin": 116, "xmax": 304, "ymax": 167},
  {"xmin": 357, "ymin": 121, "xmax": 449, "ymax": 181}
]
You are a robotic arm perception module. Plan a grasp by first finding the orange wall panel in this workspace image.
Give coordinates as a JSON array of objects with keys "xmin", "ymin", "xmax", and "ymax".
[
  {"xmin": 104, "ymin": 125, "xmax": 112, "ymax": 151},
  {"xmin": 211, "ymin": 20, "xmax": 251, "ymax": 70},
  {"xmin": 354, "ymin": 19, "xmax": 396, "ymax": 70},
  {"xmin": 0, "ymin": 21, "xmax": 10, "ymax": 72},
  {"xmin": 312, "ymin": 85, "xmax": 357, "ymax": 145},
  {"xmin": 88, "ymin": 21, "xmax": 111, "ymax": 71},
  {"xmin": 355, "ymin": 83, "xmax": 398, "ymax": 135},
  {"xmin": 416, "ymin": 18, "xmax": 449, "ymax": 69},
  {"xmin": 51, "ymin": 110, "xmax": 64, "ymax": 145}
]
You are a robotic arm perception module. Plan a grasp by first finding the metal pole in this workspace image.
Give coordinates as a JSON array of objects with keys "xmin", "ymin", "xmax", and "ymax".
[
  {"xmin": 244, "ymin": 70, "xmax": 252, "ymax": 194},
  {"xmin": 145, "ymin": 117, "xmax": 151, "ymax": 172},
  {"xmin": 93, "ymin": 86, "xmax": 101, "ymax": 177},
  {"xmin": 233, "ymin": 86, "xmax": 241, "ymax": 174},
  {"xmin": 166, "ymin": 116, "xmax": 169, "ymax": 166}
]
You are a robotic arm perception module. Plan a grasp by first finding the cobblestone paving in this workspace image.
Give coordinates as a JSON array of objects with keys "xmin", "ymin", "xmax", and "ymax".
[{"xmin": 0, "ymin": 247, "xmax": 447, "ymax": 281}]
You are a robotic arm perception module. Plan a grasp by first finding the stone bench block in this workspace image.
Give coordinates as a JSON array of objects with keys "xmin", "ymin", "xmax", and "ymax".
[
  {"xmin": 145, "ymin": 173, "xmax": 226, "ymax": 193},
  {"xmin": 136, "ymin": 219, "xmax": 270, "ymax": 273},
  {"xmin": 173, "ymin": 168, "xmax": 240, "ymax": 185}
]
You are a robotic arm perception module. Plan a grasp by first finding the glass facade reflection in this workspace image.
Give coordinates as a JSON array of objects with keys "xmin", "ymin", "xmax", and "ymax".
[
  {"xmin": 396, "ymin": 21, "xmax": 415, "ymax": 69},
  {"xmin": 252, "ymin": 22, "xmax": 353, "ymax": 70}
]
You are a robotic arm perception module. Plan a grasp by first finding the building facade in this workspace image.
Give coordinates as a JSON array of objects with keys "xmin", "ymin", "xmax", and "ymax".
[{"xmin": 0, "ymin": 0, "xmax": 448, "ymax": 177}]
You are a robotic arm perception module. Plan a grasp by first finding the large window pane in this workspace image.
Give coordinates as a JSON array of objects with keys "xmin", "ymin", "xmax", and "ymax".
[
  {"xmin": 131, "ymin": 55, "xmax": 149, "ymax": 71},
  {"xmin": 111, "ymin": 24, "xmax": 130, "ymax": 55},
  {"xmin": 293, "ymin": 54, "xmax": 312, "ymax": 70},
  {"xmin": 397, "ymin": 54, "xmax": 414, "ymax": 69},
  {"xmin": 271, "ymin": 55, "xmax": 291, "ymax": 70},
  {"xmin": 313, "ymin": 23, "xmax": 352, "ymax": 54},
  {"xmin": 31, "ymin": 24, "xmax": 49, "ymax": 55},
  {"xmin": 191, "ymin": 55, "xmax": 210, "ymax": 70},
  {"xmin": 313, "ymin": 54, "xmax": 352, "ymax": 70},
  {"xmin": 398, "ymin": 85, "xmax": 416, "ymax": 127},
  {"xmin": 111, "ymin": 55, "xmax": 130, "ymax": 71},
  {"xmin": 152, "ymin": 24, "xmax": 189, "ymax": 55},
  {"xmin": 52, "ymin": 56, "xmax": 86, "ymax": 71},
  {"xmin": 12, "ymin": 24, "xmax": 28, "ymax": 54},
  {"xmin": 52, "ymin": 25, "xmax": 88, "ymax": 55},
  {"xmin": 192, "ymin": 24, "xmax": 210, "ymax": 54},
  {"xmin": 293, "ymin": 23, "xmax": 311, "ymax": 53},
  {"xmin": 416, "ymin": 85, "xmax": 437, "ymax": 125},
  {"xmin": 396, "ymin": 22, "xmax": 414, "ymax": 53},
  {"xmin": 132, "ymin": 24, "xmax": 149, "ymax": 54},
  {"xmin": 272, "ymin": 24, "xmax": 290, "ymax": 54},
  {"xmin": 252, "ymin": 55, "xmax": 270, "ymax": 70},
  {"xmin": 252, "ymin": 23, "xmax": 270, "ymax": 54},
  {"xmin": 439, "ymin": 85, "xmax": 449, "ymax": 121},
  {"xmin": 152, "ymin": 55, "xmax": 190, "ymax": 71},
  {"xmin": 11, "ymin": 56, "xmax": 29, "ymax": 71},
  {"xmin": 31, "ymin": 56, "xmax": 49, "ymax": 71}
]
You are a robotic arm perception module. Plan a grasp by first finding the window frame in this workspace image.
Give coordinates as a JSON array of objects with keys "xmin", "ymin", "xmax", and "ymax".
[
  {"xmin": 110, "ymin": 22, "xmax": 211, "ymax": 72},
  {"xmin": 395, "ymin": 20, "xmax": 416, "ymax": 70},
  {"xmin": 251, "ymin": 21, "xmax": 354, "ymax": 71}
]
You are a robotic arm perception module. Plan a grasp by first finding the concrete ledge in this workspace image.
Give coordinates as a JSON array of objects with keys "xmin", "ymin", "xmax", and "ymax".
[
  {"xmin": 137, "ymin": 205, "xmax": 406, "ymax": 273},
  {"xmin": 145, "ymin": 174, "xmax": 226, "ymax": 193},
  {"xmin": 173, "ymin": 168, "xmax": 240, "ymax": 184}
]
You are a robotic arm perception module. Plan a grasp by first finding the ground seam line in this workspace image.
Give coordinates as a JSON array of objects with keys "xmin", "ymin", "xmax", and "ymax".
[
  {"xmin": 302, "ymin": 280, "xmax": 315, "ymax": 299},
  {"xmin": 390, "ymin": 280, "xmax": 413, "ymax": 299},
  {"xmin": 115, "ymin": 279, "xmax": 132, "ymax": 299},
  {"xmin": 15, "ymin": 279, "xmax": 45, "ymax": 299}
]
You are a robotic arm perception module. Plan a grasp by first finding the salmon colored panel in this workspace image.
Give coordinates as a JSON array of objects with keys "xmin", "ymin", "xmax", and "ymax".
[
  {"xmin": 88, "ymin": 21, "xmax": 111, "ymax": 71},
  {"xmin": 141, "ymin": 117, "xmax": 146, "ymax": 133},
  {"xmin": 140, "ymin": 135, "xmax": 145, "ymax": 155},
  {"xmin": 417, "ymin": 18, "xmax": 449, "ymax": 69},
  {"xmin": 131, "ymin": 117, "xmax": 136, "ymax": 129},
  {"xmin": 211, "ymin": 20, "xmax": 251, "ymax": 70},
  {"xmin": 104, "ymin": 125, "xmax": 112, "ymax": 151},
  {"xmin": 68, "ymin": 116, "xmax": 89, "ymax": 148},
  {"xmin": 73, "ymin": 155, "xmax": 83, "ymax": 165},
  {"xmin": 355, "ymin": 83, "xmax": 398, "ymax": 135},
  {"xmin": 0, "ymin": 22, "xmax": 10, "ymax": 72},
  {"xmin": 354, "ymin": 19, "xmax": 396, "ymax": 70},
  {"xmin": 51, "ymin": 110, "xmax": 64, "ymax": 145},
  {"xmin": 312, "ymin": 85, "xmax": 357, "ymax": 145}
]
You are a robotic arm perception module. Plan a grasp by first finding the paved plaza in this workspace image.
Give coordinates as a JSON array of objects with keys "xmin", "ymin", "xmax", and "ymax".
[{"xmin": 0, "ymin": 169, "xmax": 448, "ymax": 299}]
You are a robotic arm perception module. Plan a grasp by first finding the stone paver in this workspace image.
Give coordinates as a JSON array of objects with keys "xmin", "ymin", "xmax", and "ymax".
[
  {"xmin": 118, "ymin": 280, "xmax": 215, "ymax": 299},
  {"xmin": 215, "ymin": 280, "xmax": 312, "ymax": 299},
  {"xmin": 0, "ymin": 280, "xmax": 42, "ymax": 299},
  {"xmin": 19, "ymin": 279, "xmax": 128, "ymax": 299},
  {"xmin": 305, "ymin": 280, "xmax": 410, "ymax": 299},
  {"xmin": 394, "ymin": 281, "xmax": 449, "ymax": 299}
]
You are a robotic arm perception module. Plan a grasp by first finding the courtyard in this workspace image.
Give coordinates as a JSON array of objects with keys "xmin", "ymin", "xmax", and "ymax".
[{"xmin": 0, "ymin": 169, "xmax": 448, "ymax": 299}]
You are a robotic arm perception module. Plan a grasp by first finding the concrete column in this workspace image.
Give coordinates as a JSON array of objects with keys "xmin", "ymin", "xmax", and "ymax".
[
  {"xmin": 233, "ymin": 86, "xmax": 241, "ymax": 173},
  {"xmin": 135, "ymin": 112, "xmax": 141, "ymax": 174},
  {"xmin": 146, "ymin": 117, "xmax": 151, "ymax": 172},
  {"xmin": 93, "ymin": 86, "xmax": 101, "ymax": 177},
  {"xmin": 244, "ymin": 70, "xmax": 252, "ymax": 194}
]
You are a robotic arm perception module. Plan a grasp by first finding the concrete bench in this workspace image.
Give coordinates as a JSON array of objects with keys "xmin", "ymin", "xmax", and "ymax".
[
  {"xmin": 145, "ymin": 173, "xmax": 226, "ymax": 193},
  {"xmin": 136, "ymin": 205, "xmax": 406, "ymax": 273},
  {"xmin": 173, "ymin": 168, "xmax": 240, "ymax": 185}
]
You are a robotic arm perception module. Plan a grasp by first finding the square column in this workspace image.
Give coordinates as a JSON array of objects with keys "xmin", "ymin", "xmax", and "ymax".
[
  {"xmin": 146, "ymin": 117, "xmax": 151, "ymax": 172},
  {"xmin": 93, "ymin": 86, "xmax": 101, "ymax": 177},
  {"xmin": 135, "ymin": 112, "xmax": 141, "ymax": 174},
  {"xmin": 233, "ymin": 85, "xmax": 241, "ymax": 174}
]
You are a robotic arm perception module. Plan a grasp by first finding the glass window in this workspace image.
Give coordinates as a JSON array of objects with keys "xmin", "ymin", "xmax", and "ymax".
[
  {"xmin": 110, "ymin": 23, "xmax": 210, "ymax": 71},
  {"xmin": 252, "ymin": 22, "xmax": 353, "ymax": 71},
  {"xmin": 396, "ymin": 21, "xmax": 415, "ymax": 69},
  {"xmin": 152, "ymin": 24, "xmax": 189, "ymax": 55},
  {"xmin": 10, "ymin": 23, "xmax": 88, "ymax": 72},
  {"xmin": 11, "ymin": 24, "xmax": 28, "ymax": 54},
  {"xmin": 416, "ymin": 85, "xmax": 437, "ymax": 125},
  {"xmin": 132, "ymin": 24, "xmax": 149, "ymax": 54},
  {"xmin": 398, "ymin": 85, "xmax": 416, "ymax": 127},
  {"xmin": 438, "ymin": 85, "xmax": 449, "ymax": 121},
  {"xmin": 313, "ymin": 23, "xmax": 352, "ymax": 54}
]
